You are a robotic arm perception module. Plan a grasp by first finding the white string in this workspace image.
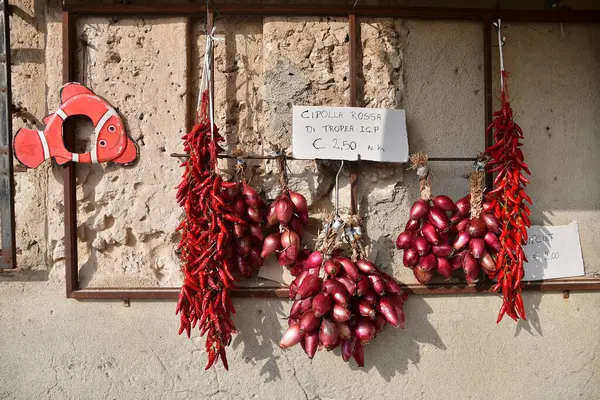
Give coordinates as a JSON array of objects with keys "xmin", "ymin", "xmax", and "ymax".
[
  {"xmin": 197, "ymin": 25, "xmax": 223, "ymax": 142},
  {"xmin": 495, "ymin": 18, "xmax": 505, "ymax": 91}
]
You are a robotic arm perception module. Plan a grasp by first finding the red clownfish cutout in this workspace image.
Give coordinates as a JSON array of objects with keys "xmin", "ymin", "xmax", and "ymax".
[{"xmin": 14, "ymin": 82, "xmax": 138, "ymax": 168}]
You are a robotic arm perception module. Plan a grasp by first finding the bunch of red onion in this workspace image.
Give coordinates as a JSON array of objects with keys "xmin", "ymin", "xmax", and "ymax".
[
  {"xmin": 449, "ymin": 192, "xmax": 501, "ymax": 283},
  {"xmin": 227, "ymin": 181, "xmax": 267, "ymax": 278},
  {"xmin": 260, "ymin": 190, "xmax": 309, "ymax": 267},
  {"xmin": 396, "ymin": 194, "xmax": 460, "ymax": 283},
  {"xmin": 280, "ymin": 228, "xmax": 407, "ymax": 367}
]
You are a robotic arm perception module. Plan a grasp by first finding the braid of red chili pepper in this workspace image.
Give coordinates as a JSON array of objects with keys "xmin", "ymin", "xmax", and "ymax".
[
  {"xmin": 485, "ymin": 71, "xmax": 531, "ymax": 323},
  {"xmin": 175, "ymin": 91, "xmax": 237, "ymax": 370}
]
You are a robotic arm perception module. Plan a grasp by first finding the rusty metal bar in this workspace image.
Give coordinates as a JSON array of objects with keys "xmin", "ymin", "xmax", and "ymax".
[
  {"xmin": 63, "ymin": 11, "xmax": 78, "ymax": 297},
  {"xmin": 62, "ymin": 2, "xmax": 600, "ymax": 22},
  {"xmin": 63, "ymin": 7, "xmax": 600, "ymax": 300},
  {"xmin": 483, "ymin": 14, "xmax": 494, "ymax": 191},
  {"xmin": 348, "ymin": 13, "xmax": 359, "ymax": 215},
  {"xmin": 169, "ymin": 153, "xmax": 473, "ymax": 162},
  {"xmin": 69, "ymin": 277, "xmax": 600, "ymax": 300},
  {"xmin": 0, "ymin": 0, "xmax": 15, "ymax": 268}
]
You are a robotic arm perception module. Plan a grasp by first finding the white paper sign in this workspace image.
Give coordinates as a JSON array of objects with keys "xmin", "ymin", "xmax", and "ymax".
[
  {"xmin": 523, "ymin": 221, "xmax": 585, "ymax": 281},
  {"xmin": 292, "ymin": 106, "xmax": 409, "ymax": 162}
]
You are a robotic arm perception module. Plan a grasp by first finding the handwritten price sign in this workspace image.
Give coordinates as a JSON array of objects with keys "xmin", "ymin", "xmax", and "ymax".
[
  {"xmin": 522, "ymin": 222, "xmax": 584, "ymax": 281},
  {"xmin": 292, "ymin": 106, "xmax": 409, "ymax": 162}
]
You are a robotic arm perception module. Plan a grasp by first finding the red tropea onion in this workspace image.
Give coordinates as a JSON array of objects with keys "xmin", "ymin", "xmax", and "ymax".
[
  {"xmin": 289, "ymin": 191, "xmax": 309, "ymax": 223},
  {"xmin": 455, "ymin": 195, "xmax": 470, "ymax": 217},
  {"xmin": 484, "ymin": 231, "xmax": 502, "ymax": 252},
  {"xmin": 469, "ymin": 238, "xmax": 485, "ymax": 259},
  {"xmin": 337, "ymin": 322, "xmax": 351, "ymax": 339},
  {"xmin": 302, "ymin": 332, "xmax": 319, "ymax": 359},
  {"xmin": 246, "ymin": 207, "xmax": 262, "ymax": 224},
  {"xmin": 281, "ymin": 230, "xmax": 301, "ymax": 251},
  {"xmin": 304, "ymin": 251, "xmax": 323, "ymax": 270},
  {"xmin": 396, "ymin": 231, "xmax": 413, "ymax": 249},
  {"xmin": 456, "ymin": 218, "xmax": 469, "ymax": 232},
  {"xmin": 414, "ymin": 265, "xmax": 434, "ymax": 284},
  {"xmin": 290, "ymin": 298, "xmax": 313, "ymax": 317},
  {"xmin": 275, "ymin": 196, "xmax": 294, "ymax": 224},
  {"xmin": 378, "ymin": 296, "xmax": 400, "ymax": 327},
  {"xmin": 479, "ymin": 251, "xmax": 496, "ymax": 272},
  {"xmin": 324, "ymin": 259, "xmax": 341, "ymax": 276},
  {"xmin": 403, "ymin": 248, "xmax": 419, "ymax": 268},
  {"xmin": 299, "ymin": 311, "xmax": 321, "ymax": 334},
  {"xmin": 289, "ymin": 217, "xmax": 305, "ymax": 239},
  {"xmin": 374, "ymin": 314, "xmax": 387, "ymax": 333},
  {"xmin": 358, "ymin": 300, "xmax": 376, "ymax": 320},
  {"xmin": 341, "ymin": 338, "xmax": 355, "ymax": 362},
  {"xmin": 236, "ymin": 236, "xmax": 251, "ymax": 257},
  {"xmin": 242, "ymin": 182, "xmax": 262, "ymax": 208},
  {"xmin": 410, "ymin": 198, "xmax": 430, "ymax": 219},
  {"xmin": 312, "ymin": 293, "xmax": 332, "ymax": 318},
  {"xmin": 362, "ymin": 290, "xmax": 377, "ymax": 306},
  {"xmin": 433, "ymin": 195, "xmax": 457, "ymax": 212},
  {"xmin": 419, "ymin": 253, "xmax": 437, "ymax": 271},
  {"xmin": 265, "ymin": 205, "xmax": 278, "ymax": 227},
  {"xmin": 336, "ymin": 275, "xmax": 357, "ymax": 296},
  {"xmin": 319, "ymin": 319, "xmax": 339, "ymax": 349},
  {"xmin": 233, "ymin": 223, "xmax": 247, "ymax": 239},
  {"xmin": 368, "ymin": 274, "xmax": 386, "ymax": 296},
  {"xmin": 336, "ymin": 257, "xmax": 361, "ymax": 281},
  {"xmin": 453, "ymin": 231, "xmax": 471, "ymax": 251},
  {"xmin": 296, "ymin": 275, "xmax": 321, "ymax": 300},
  {"xmin": 356, "ymin": 260, "xmax": 378, "ymax": 275},
  {"xmin": 451, "ymin": 250, "xmax": 466, "ymax": 271},
  {"xmin": 482, "ymin": 213, "xmax": 501, "ymax": 234},
  {"xmin": 421, "ymin": 222, "xmax": 439, "ymax": 245},
  {"xmin": 355, "ymin": 318, "xmax": 376, "ymax": 344},
  {"xmin": 322, "ymin": 279, "xmax": 343, "ymax": 295},
  {"xmin": 353, "ymin": 341, "xmax": 365, "ymax": 367},
  {"xmin": 412, "ymin": 236, "xmax": 431, "ymax": 256},
  {"xmin": 332, "ymin": 304, "xmax": 351, "ymax": 322},
  {"xmin": 280, "ymin": 323, "xmax": 303, "ymax": 349},
  {"xmin": 356, "ymin": 278, "xmax": 370, "ymax": 296},
  {"xmin": 462, "ymin": 253, "xmax": 480, "ymax": 283},
  {"xmin": 432, "ymin": 243, "xmax": 453, "ymax": 258},
  {"xmin": 467, "ymin": 217, "xmax": 487, "ymax": 238},
  {"xmin": 248, "ymin": 224, "xmax": 264, "ymax": 242},
  {"xmin": 437, "ymin": 257, "xmax": 453, "ymax": 279},
  {"xmin": 405, "ymin": 219, "xmax": 421, "ymax": 232},
  {"xmin": 428, "ymin": 207, "xmax": 450, "ymax": 232},
  {"xmin": 248, "ymin": 247, "xmax": 264, "ymax": 267},
  {"xmin": 332, "ymin": 289, "xmax": 349, "ymax": 307}
]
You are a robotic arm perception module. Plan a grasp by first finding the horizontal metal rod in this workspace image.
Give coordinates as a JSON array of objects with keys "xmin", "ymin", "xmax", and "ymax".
[
  {"xmin": 170, "ymin": 153, "xmax": 475, "ymax": 162},
  {"xmin": 63, "ymin": 3, "xmax": 600, "ymax": 22},
  {"xmin": 68, "ymin": 278, "xmax": 600, "ymax": 300}
]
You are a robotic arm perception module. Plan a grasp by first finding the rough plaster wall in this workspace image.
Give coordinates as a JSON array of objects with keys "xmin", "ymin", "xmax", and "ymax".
[
  {"xmin": 2, "ymin": 2, "xmax": 600, "ymax": 398},
  {"xmin": 493, "ymin": 22, "xmax": 600, "ymax": 276},
  {"xmin": 10, "ymin": 0, "xmax": 48, "ymax": 276},
  {"xmin": 1, "ymin": 282, "xmax": 599, "ymax": 399}
]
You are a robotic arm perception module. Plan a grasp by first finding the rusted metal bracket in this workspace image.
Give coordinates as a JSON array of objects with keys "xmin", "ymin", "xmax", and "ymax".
[{"xmin": 0, "ymin": 0, "xmax": 16, "ymax": 269}]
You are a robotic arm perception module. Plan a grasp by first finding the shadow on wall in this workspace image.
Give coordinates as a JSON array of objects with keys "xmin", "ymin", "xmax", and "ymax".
[{"xmin": 232, "ymin": 296, "xmax": 445, "ymax": 382}]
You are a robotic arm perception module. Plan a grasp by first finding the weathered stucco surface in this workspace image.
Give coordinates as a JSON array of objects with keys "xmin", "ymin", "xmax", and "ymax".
[{"xmin": 1, "ymin": 0, "xmax": 600, "ymax": 398}]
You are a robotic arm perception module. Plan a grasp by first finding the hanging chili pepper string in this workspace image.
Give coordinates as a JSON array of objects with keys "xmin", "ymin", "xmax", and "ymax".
[{"xmin": 485, "ymin": 20, "xmax": 530, "ymax": 323}]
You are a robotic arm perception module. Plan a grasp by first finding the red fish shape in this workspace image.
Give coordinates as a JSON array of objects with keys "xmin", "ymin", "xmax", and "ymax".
[{"xmin": 14, "ymin": 82, "xmax": 138, "ymax": 168}]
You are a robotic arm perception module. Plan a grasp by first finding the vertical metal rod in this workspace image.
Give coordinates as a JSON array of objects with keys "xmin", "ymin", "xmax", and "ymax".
[
  {"xmin": 348, "ymin": 13, "xmax": 358, "ymax": 215},
  {"xmin": 483, "ymin": 15, "xmax": 493, "ymax": 191},
  {"xmin": 63, "ymin": 11, "xmax": 78, "ymax": 297},
  {"xmin": 0, "ymin": 0, "xmax": 15, "ymax": 268}
]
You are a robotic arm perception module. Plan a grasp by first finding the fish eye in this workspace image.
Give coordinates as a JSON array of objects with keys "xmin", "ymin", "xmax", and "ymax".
[
  {"xmin": 108, "ymin": 125, "xmax": 116, "ymax": 133},
  {"xmin": 99, "ymin": 140, "xmax": 107, "ymax": 147}
]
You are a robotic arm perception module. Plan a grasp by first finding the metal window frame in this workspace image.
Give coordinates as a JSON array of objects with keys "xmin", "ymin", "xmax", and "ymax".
[
  {"xmin": 0, "ymin": 0, "xmax": 16, "ymax": 269},
  {"xmin": 61, "ymin": 2, "xmax": 600, "ymax": 300}
]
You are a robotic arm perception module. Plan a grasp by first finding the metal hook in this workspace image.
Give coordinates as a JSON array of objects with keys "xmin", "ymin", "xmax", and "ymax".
[{"xmin": 335, "ymin": 160, "xmax": 344, "ymax": 217}]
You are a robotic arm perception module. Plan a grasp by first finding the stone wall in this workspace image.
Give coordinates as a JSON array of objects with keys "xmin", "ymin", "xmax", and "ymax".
[{"xmin": 1, "ymin": 1, "xmax": 600, "ymax": 398}]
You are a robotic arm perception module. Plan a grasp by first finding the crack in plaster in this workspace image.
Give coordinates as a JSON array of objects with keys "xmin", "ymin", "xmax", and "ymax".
[{"xmin": 281, "ymin": 351, "xmax": 309, "ymax": 400}]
